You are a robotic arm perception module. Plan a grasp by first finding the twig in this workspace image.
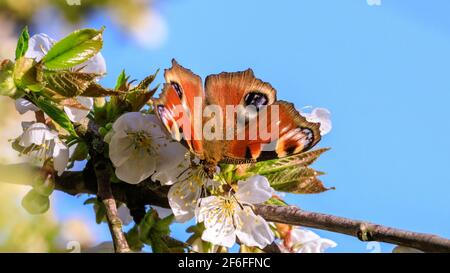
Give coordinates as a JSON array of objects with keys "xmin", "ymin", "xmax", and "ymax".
[
  {"xmin": 82, "ymin": 119, "xmax": 131, "ymax": 253},
  {"xmin": 93, "ymin": 160, "xmax": 130, "ymax": 253},
  {"xmin": 253, "ymin": 204, "xmax": 450, "ymax": 253}
]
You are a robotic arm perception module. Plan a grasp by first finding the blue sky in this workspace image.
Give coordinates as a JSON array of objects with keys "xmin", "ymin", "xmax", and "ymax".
[{"xmin": 48, "ymin": 0, "xmax": 450, "ymax": 252}]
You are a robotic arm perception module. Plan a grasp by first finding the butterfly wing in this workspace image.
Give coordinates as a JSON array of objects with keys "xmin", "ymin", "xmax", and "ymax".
[
  {"xmin": 154, "ymin": 59, "xmax": 205, "ymax": 157},
  {"xmin": 204, "ymin": 69, "xmax": 277, "ymax": 111},
  {"xmin": 201, "ymin": 69, "xmax": 277, "ymax": 162},
  {"xmin": 156, "ymin": 62, "xmax": 322, "ymax": 163},
  {"xmin": 204, "ymin": 70, "xmax": 321, "ymax": 163},
  {"xmin": 223, "ymin": 101, "xmax": 321, "ymax": 163}
]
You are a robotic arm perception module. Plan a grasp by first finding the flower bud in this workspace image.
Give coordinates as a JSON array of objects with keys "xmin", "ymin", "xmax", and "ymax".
[
  {"xmin": 21, "ymin": 189, "xmax": 50, "ymax": 215},
  {"xmin": 33, "ymin": 174, "xmax": 55, "ymax": 197},
  {"xmin": 0, "ymin": 59, "xmax": 18, "ymax": 97}
]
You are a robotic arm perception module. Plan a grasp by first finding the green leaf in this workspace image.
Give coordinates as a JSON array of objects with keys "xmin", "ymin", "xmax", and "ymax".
[
  {"xmin": 32, "ymin": 97, "xmax": 78, "ymax": 136},
  {"xmin": 43, "ymin": 70, "xmax": 99, "ymax": 97},
  {"xmin": 139, "ymin": 210, "xmax": 157, "ymax": 244},
  {"xmin": 134, "ymin": 69, "xmax": 159, "ymax": 91},
  {"xmin": 42, "ymin": 28, "xmax": 104, "ymax": 70},
  {"xmin": 153, "ymin": 214, "xmax": 175, "ymax": 235},
  {"xmin": 94, "ymin": 202, "xmax": 107, "ymax": 224},
  {"xmin": 266, "ymin": 166, "xmax": 333, "ymax": 194},
  {"xmin": 15, "ymin": 26, "xmax": 30, "ymax": 60},
  {"xmin": 21, "ymin": 189, "xmax": 50, "ymax": 215},
  {"xmin": 83, "ymin": 197, "xmax": 107, "ymax": 224},
  {"xmin": 83, "ymin": 197, "xmax": 97, "ymax": 205},
  {"xmin": 138, "ymin": 210, "xmax": 175, "ymax": 251},
  {"xmin": 81, "ymin": 83, "xmax": 124, "ymax": 97},
  {"xmin": 125, "ymin": 225, "xmax": 144, "ymax": 252},
  {"xmin": 265, "ymin": 197, "xmax": 288, "ymax": 206},
  {"xmin": 115, "ymin": 69, "xmax": 127, "ymax": 90},
  {"xmin": 150, "ymin": 234, "xmax": 170, "ymax": 253},
  {"xmin": 125, "ymin": 87, "xmax": 158, "ymax": 112},
  {"xmin": 242, "ymin": 148, "xmax": 330, "ymax": 178},
  {"xmin": 124, "ymin": 69, "xmax": 159, "ymax": 111}
]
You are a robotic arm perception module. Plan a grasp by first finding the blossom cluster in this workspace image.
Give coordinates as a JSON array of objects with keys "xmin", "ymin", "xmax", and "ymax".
[
  {"xmin": 105, "ymin": 111, "xmax": 336, "ymax": 252},
  {"xmin": 0, "ymin": 28, "xmax": 336, "ymax": 253}
]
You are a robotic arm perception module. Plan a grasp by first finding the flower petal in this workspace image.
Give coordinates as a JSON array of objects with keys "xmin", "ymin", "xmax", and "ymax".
[
  {"xmin": 114, "ymin": 151, "xmax": 155, "ymax": 184},
  {"xmin": 303, "ymin": 108, "xmax": 332, "ymax": 136},
  {"xmin": 53, "ymin": 139, "xmax": 69, "ymax": 176},
  {"xmin": 152, "ymin": 150, "xmax": 190, "ymax": 186},
  {"xmin": 168, "ymin": 180, "xmax": 201, "ymax": 222},
  {"xmin": 235, "ymin": 175, "xmax": 274, "ymax": 204},
  {"xmin": 195, "ymin": 196, "xmax": 237, "ymax": 248},
  {"xmin": 15, "ymin": 98, "xmax": 39, "ymax": 114},
  {"xmin": 156, "ymin": 141, "xmax": 188, "ymax": 173},
  {"xmin": 74, "ymin": 53, "xmax": 107, "ymax": 75},
  {"xmin": 108, "ymin": 134, "xmax": 134, "ymax": 167},
  {"xmin": 152, "ymin": 206, "xmax": 173, "ymax": 219},
  {"xmin": 146, "ymin": 115, "xmax": 166, "ymax": 134},
  {"xmin": 290, "ymin": 228, "xmax": 337, "ymax": 253},
  {"xmin": 113, "ymin": 112, "xmax": 149, "ymax": 133},
  {"xmin": 295, "ymin": 238, "xmax": 337, "ymax": 253},
  {"xmin": 234, "ymin": 206, "xmax": 274, "ymax": 248},
  {"xmin": 63, "ymin": 97, "xmax": 93, "ymax": 122},
  {"xmin": 201, "ymin": 224, "xmax": 236, "ymax": 248},
  {"xmin": 25, "ymin": 34, "xmax": 56, "ymax": 61},
  {"xmin": 117, "ymin": 204, "xmax": 133, "ymax": 226},
  {"xmin": 19, "ymin": 123, "xmax": 55, "ymax": 147}
]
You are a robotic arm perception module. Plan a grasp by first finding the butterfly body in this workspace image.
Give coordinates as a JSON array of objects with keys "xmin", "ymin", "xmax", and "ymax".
[{"xmin": 155, "ymin": 60, "xmax": 322, "ymax": 177}]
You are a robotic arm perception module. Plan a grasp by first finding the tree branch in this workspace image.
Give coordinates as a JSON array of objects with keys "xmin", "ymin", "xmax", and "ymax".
[
  {"xmin": 0, "ymin": 163, "xmax": 170, "ymax": 207},
  {"xmin": 253, "ymin": 204, "xmax": 450, "ymax": 253},
  {"xmin": 2, "ymin": 163, "xmax": 450, "ymax": 253}
]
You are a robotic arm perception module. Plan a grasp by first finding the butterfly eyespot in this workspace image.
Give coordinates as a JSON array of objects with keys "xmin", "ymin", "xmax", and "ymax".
[
  {"xmin": 301, "ymin": 128, "xmax": 313, "ymax": 147},
  {"xmin": 285, "ymin": 145, "xmax": 298, "ymax": 155},
  {"xmin": 171, "ymin": 82, "xmax": 183, "ymax": 99},
  {"xmin": 302, "ymin": 128, "xmax": 313, "ymax": 140},
  {"xmin": 244, "ymin": 91, "xmax": 268, "ymax": 110}
]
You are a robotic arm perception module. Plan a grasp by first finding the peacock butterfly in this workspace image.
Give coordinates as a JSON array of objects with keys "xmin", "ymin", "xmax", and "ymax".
[{"xmin": 154, "ymin": 59, "xmax": 321, "ymax": 178}]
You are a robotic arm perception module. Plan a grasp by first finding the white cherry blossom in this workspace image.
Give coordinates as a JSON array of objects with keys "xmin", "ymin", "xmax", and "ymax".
[
  {"xmin": 18, "ymin": 122, "xmax": 69, "ymax": 175},
  {"xmin": 167, "ymin": 162, "xmax": 222, "ymax": 223},
  {"xmin": 108, "ymin": 112, "xmax": 187, "ymax": 184},
  {"xmin": 281, "ymin": 228, "xmax": 337, "ymax": 253},
  {"xmin": 195, "ymin": 175, "xmax": 275, "ymax": 248}
]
